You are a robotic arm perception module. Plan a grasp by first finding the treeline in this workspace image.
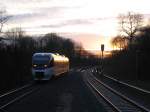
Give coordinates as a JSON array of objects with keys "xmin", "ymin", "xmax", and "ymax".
[
  {"xmin": 0, "ymin": 30, "xmax": 96, "ymax": 93},
  {"xmin": 0, "ymin": 35, "xmax": 35, "ymax": 93},
  {"xmin": 107, "ymin": 25, "xmax": 150, "ymax": 80},
  {"xmin": 105, "ymin": 12, "xmax": 150, "ymax": 81}
]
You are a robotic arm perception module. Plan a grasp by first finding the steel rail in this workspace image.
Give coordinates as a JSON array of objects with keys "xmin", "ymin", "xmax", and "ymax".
[
  {"xmin": 103, "ymin": 74, "xmax": 150, "ymax": 94},
  {"xmin": 92, "ymin": 75, "xmax": 150, "ymax": 112},
  {"xmin": 0, "ymin": 83, "xmax": 33, "ymax": 98},
  {"xmin": 87, "ymin": 79, "xmax": 121, "ymax": 112},
  {"xmin": 0, "ymin": 87, "xmax": 37, "ymax": 110},
  {"xmin": 0, "ymin": 83, "xmax": 37, "ymax": 111}
]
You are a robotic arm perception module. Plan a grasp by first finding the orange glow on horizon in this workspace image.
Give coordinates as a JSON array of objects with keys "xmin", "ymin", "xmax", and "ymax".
[{"xmin": 62, "ymin": 33, "xmax": 114, "ymax": 53}]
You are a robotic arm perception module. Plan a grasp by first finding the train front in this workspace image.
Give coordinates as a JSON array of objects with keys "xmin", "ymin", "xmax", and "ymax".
[{"xmin": 32, "ymin": 53, "xmax": 54, "ymax": 80}]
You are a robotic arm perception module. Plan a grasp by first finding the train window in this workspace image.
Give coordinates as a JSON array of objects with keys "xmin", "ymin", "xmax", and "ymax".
[{"xmin": 33, "ymin": 56, "xmax": 50, "ymax": 65}]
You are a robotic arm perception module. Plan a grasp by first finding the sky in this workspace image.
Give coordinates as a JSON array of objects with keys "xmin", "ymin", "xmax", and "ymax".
[{"xmin": 1, "ymin": 0, "xmax": 150, "ymax": 51}]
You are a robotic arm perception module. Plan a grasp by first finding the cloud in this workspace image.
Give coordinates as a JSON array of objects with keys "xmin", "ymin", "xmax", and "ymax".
[
  {"xmin": 36, "ymin": 16, "xmax": 117, "ymax": 29},
  {"xmin": 7, "ymin": 5, "xmax": 80, "ymax": 24},
  {"xmin": 7, "ymin": 13, "xmax": 43, "ymax": 24},
  {"xmin": 40, "ymin": 19, "xmax": 94, "ymax": 28}
]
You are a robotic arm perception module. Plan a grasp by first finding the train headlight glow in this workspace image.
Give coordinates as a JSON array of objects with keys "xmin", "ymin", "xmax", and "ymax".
[
  {"xmin": 44, "ymin": 64, "xmax": 48, "ymax": 67},
  {"xmin": 33, "ymin": 64, "xmax": 37, "ymax": 67}
]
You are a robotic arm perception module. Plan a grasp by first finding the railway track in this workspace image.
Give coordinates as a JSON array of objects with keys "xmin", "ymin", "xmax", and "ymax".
[
  {"xmin": 103, "ymin": 74, "xmax": 150, "ymax": 94},
  {"xmin": 85, "ymin": 71, "xmax": 150, "ymax": 112},
  {"xmin": 0, "ymin": 82, "xmax": 38, "ymax": 111}
]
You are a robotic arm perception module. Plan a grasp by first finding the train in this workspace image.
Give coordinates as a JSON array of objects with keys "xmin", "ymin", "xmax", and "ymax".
[{"xmin": 32, "ymin": 53, "xmax": 69, "ymax": 80}]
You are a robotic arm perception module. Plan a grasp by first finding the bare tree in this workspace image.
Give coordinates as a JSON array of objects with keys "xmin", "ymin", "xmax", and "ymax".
[
  {"xmin": 0, "ymin": 8, "xmax": 9, "ymax": 33},
  {"xmin": 111, "ymin": 35, "xmax": 128, "ymax": 50},
  {"xmin": 5, "ymin": 27, "xmax": 25, "ymax": 48},
  {"xmin": 118, "ymin": 12, "xmax": 143, "ymax": 43},
  {"xmin": 5, "ymin": 27, "xmax": 25, "ymax": 38}
]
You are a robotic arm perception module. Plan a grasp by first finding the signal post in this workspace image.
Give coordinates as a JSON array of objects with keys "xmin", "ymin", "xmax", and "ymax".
[{"xmin": 100, "ymin": 44, "xmax": 104, "ymax": 75}]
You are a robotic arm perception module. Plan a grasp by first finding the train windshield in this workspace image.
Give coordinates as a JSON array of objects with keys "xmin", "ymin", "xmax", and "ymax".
[{"xmin": 32, "ymin": 55, "xmax": 50, "ymax": 64}]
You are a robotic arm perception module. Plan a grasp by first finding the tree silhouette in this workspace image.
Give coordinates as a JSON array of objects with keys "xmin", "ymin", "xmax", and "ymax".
[
  {"xmin": 111, "ymin": 35, "xmax": 128, "ymax": 50},
  {"xmin": 118, "ymin": 12, "xmax": 143, "ymax": 43},
  {"xmin": 136, "ymin": 26, "xmax": 150, "ymax": 52},
  {"xmin": 5, "ymin": 27, "xmax": 25, "ymax": 48},
  {"xmin": 0, "ymin": 8, "xmax": 10, "ymax": 34}
]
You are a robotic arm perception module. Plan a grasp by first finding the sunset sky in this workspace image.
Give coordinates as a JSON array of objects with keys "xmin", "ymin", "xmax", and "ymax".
[{"xmin": 1, "ymin": 0, "xmax": 150, "ymax": 51}]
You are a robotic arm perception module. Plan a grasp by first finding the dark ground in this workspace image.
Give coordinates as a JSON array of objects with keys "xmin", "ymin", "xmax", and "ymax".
[
  {"xmin": 102, "ymin": 63, "xmax": 150, "ymax": 91},
  {"xmin": 4, "ymin": 69, "xmax": 106, "ymax": 112}
]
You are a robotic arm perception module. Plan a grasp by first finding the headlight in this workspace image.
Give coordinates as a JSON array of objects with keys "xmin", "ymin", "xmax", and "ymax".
[
  {"xmin": 44, "ymin": 65, "xmax": 48, "ymax": 67},
  {"xmin": 33, "ymin": 64, "xmax": 37, "ymax": 67}
]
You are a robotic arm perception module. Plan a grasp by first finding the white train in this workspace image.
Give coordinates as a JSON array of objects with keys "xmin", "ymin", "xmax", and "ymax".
[{"xmin": 32, "ymin": 53, "xmax": 69, "ymax": 80}]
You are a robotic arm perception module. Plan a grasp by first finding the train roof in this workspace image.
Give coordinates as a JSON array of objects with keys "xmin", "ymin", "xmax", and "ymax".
[
  {"xmin": 33, "ymin": 53, "xmax": 53, "ymax": 56},
  {"xmin": 33, "ymin": 53, "xmax": 69, "ymax": 60},
  {"xmin": 33, "ymin": 53, "xmax": 69, "ymax": 61}
]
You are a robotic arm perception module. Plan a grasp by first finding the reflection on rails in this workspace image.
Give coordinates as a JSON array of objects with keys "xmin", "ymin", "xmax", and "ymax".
[
  {"xmin": 0, "ymin": 83, "xmax": 37, "ymax": 111},
  {"xmin": 84, "ymin": 69, "xmax": 150, "ymax": 112}
]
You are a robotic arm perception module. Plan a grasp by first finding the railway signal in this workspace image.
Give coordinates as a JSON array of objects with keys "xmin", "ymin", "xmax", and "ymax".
[
  {"xmin": 101, "ymin": 44, "xmax": 104, "ymax": 59},
  {"xmin": 99, "ymin": 44, "xmax": 105, "ymax": 75}
]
